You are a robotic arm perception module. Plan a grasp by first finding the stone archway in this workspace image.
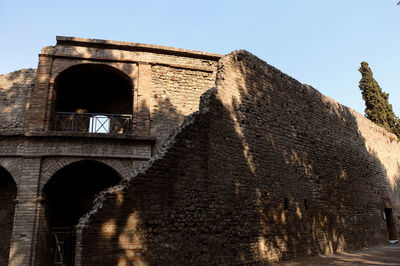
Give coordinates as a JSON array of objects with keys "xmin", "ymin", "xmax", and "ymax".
[
  {"xmin": 36, "ymin": 160, "xmax": 122, "ymax": 266},
  {"xmin": 0, "ymin": 166, "xmax": 17, "ymax": 266}
]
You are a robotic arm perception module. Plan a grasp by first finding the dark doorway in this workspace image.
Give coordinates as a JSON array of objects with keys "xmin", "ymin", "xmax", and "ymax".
[
  {"xmin": 384, "ymin": 208, "xmax": 398, "ymax": 240},
  {"xmin": 42, "ymin": 160, "xmax": 121, "ymax": 266},
  {"xmin": 0, "ymin": 167, "xmax": 17, "ymax": 266}
]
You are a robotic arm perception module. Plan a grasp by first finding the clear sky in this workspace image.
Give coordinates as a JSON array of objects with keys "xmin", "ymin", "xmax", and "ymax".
[{"xmin": 1, "ymin": 0, "xmax": 399, "ymax": 115}]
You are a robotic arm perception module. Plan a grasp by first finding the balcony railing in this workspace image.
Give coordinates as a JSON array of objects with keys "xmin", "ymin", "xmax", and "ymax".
[{"xmin": 52, "ymin": 112, "xmax": 132, "ymax": 134}]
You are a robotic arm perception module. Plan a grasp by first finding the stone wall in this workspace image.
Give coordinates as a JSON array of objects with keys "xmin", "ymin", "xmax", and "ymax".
[
  {"xmin": 75, "ymin": 51, "xmax": 400, "ymax": 265},
  {"xmin": 2, "ymin": 40, "xmax": 399, "ymax": 265},
  {"xmin": 0, "ymin": 69, "xmax": 36, "ymax": 133},
  {"xmin": 207, "ymin": 51, "xmax": 400, "ymax": 261}
]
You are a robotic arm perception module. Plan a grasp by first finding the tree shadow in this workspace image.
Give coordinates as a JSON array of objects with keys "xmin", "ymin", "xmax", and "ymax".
[
  {"xmin": 216, "ymin": 51, "xmax": 400, "ymax": 262},
  {"xmin": 14, "ymin": 39, "xmax": 218, "ymax": 265},
  {"xmin": 71, "ymin": 51, "xmax": 399, "ymax": 264},
  {"xmin": 75, "ymin": 50, "xmax": 400, "ymax": 265}
]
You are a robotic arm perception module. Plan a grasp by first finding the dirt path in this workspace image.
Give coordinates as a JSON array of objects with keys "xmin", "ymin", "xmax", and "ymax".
[{"xmin": 275, "ymin": 243, "xmax": 400, "ymax": 265}]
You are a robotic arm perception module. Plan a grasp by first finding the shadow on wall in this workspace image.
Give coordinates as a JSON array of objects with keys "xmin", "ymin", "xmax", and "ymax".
[
  {"xmin": 34, "ymin": 45, "xmax": 137, "ymax": 135},
  {"xmin": 212, "ymin": 51, "xmax": 399, "ymax": 262},
  {"xmin": 4, "ymin": 43, "xmax": 192, "ymax": 265},
  {"xmin": 39, "ymin": 44, "xmax": 190, "ymax": 147},
  {"xmin": 33, "ymin": 160, "xmax": 122, "ymax": 266},
  {"xmin": 150, "ymin": 97, "xmax": 186, "ymax": 152},
  {"xmin": 44, "ymin": 42, "xmax": 215, "ymax": 147},
  {"xmin": 72, "ymin": 51, "xmax": 400, "ymax": 265}
]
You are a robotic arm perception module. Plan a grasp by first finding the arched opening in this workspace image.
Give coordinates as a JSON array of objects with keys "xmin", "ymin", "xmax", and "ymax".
[
  {"xmin": 384, "ymin": 208, "xmax": 398, "ymax": 241},
  {"xmin": 52, "ymin": 64, "xmax": 133, "ymax": 134},
  {"xmin": 0, "ymin": 166, "xmax": 17, "ymax": 266},
  {"xmin": 41, "ymin": 160, "xmax": 121, "ymax": 266}
]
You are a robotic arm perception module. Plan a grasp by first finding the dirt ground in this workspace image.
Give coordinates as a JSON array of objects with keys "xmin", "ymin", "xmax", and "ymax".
[{"xmin": 275, "ymin": 243, "xmax": 400, "ymax": 265}]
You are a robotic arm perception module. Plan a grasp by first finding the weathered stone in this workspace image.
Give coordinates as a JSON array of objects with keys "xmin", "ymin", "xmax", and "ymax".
[
  {"xmin": 75, "ymin": 51, "xmax": 400, "ymax": 265},
  {"xmin": 0, "ymin": 38, "xmax": 399, "ymax": 266},
  {"xmin": 0, "ymin": 68, "xmax": 36, "ymax": 133},
  {"xmin": 0, "ymin": 36, "xmax": 220, "ymax": 265}
]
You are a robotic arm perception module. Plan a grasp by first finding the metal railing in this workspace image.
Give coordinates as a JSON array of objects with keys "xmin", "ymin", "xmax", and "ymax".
[
  {"xmin": 50, "ymin": 227, "xmax": 75, "ymax": 266},
  {"xmin": 52, "ymin": 112, "xmax": 132, "ymax": 134}
]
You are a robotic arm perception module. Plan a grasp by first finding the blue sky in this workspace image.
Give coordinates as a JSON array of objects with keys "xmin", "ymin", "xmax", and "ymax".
[{"xmin": 1, "ymin": 0, "xmax": 399, "ymax": 115}]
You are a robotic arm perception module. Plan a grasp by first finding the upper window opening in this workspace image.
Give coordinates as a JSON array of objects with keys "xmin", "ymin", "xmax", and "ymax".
[{"xmin": 52, "ymin": 64, "xmax": 133, "ymax": 134}]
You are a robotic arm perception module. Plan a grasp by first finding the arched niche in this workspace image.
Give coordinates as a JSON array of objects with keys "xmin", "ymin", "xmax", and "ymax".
[
  {"xmin": 37, "ymin": 160, "xmax": 122, "ymax": 266},
  {"xmin": 52, "ymin": 64, "xmax": 134, "ymax": 134},
  {"xmin": 54, "ymin": 64, "xmax": 133, "ymax": 114},
  {"xmin": 0, "ymin": 166, "xmax": 17, "ymax": 266}
]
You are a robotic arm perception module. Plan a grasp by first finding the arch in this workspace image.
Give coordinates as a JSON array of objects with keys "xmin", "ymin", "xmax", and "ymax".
[
  {"xmin": 39, "ymin": 158, "xmax": 129, "ymax": 192},
  {"xmin": 43, "ymin": 160, "xmax": 122, "ymax": 226},
  {"xmin": 53, "ymin": 63, "xmax": 134, "ymax": 114},
  {"xmin": 0, "ymin": 158, "xmax": 21, "ymax": 188},
  {"xmin": 0, "ymin": 166, "xmax": 17, "ymax": 266},
  {"xmin": 51, "ymin": 61, "xmax": 136, "ymax": 84},
  {"xmin": 36, "ymin": 159, "xmax": 122, "ymax": 265}
]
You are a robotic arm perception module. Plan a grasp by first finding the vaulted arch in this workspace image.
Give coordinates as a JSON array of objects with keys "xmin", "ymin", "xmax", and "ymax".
[
  {"xmin": 39, "ymin": 158, "xmax": 129, "ymax": 192},
  {"xmin": 36, "ymin": 160, "xmax": 122, "ymax": 265},
  {"xmin": 0, "ymin": 166, "xmax": 17, "ymax": 266},
  {"xmin": 54, "ymin": 63, "xmax": 133, "ymax": 114},
  {"xmin": 52, "ymin": 64, "xmax": 134, "ymax": 134}
]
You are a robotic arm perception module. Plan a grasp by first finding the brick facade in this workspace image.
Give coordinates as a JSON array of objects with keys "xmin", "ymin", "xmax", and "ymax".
[
  {"xmin": 0, "ymin": 38, "xmax": 399, "ymax": 265},
  {"xmin": 26, "ymin": 36, "xmax": 219, "ymax": 141},
  {"xmin": 0, "ymin": 36, "xmax": 220, "ymax": 265}
]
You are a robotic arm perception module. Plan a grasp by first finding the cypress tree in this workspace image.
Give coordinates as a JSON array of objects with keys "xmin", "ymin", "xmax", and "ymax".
[{"xmin": 358, "ymin": 61, "xmax": 400, "ymax": 138}]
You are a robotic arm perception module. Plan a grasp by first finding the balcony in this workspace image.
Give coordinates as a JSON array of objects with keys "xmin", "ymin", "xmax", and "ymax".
[{"xmin": 52, "ymin": 112, "xmax": 132, "ymax": 134}]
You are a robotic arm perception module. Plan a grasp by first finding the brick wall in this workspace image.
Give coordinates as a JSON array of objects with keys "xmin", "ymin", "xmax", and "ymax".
[
  {"xmin": 0, "ymin": 134, "xmax": 153, "ymax": 265},
  {"xmin": 1, "ymin": 37, "xmax": 220, "ymax": 265},
  {"xmin": 25, "ymin": 37, "xmax": 220, "ymax": 152},
  {"xmin": 150, "ymin": 65, "xmax": 216, "ymax": 151},
  {"xmin": 2, "ymin": 38, "xmax": 399, "ymax": 264},
  {"xmin": 75, "ymin": 51, "xmax": 400, "ymax": 265},
  {"xmin": 0, "ymin": 69, "xmax": 36, "ymax": 133}
]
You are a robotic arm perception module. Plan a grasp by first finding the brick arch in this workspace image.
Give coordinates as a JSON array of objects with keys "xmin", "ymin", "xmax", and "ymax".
[
  {"xmin": 95, "ymin": 158, "xmax": 131, "ymax": 178},
  {"xmin": 0, "ymin": 159, "xmax": 18, "ymax": 266},
  {"xmin": 39, "ymin": 158, "xmax": 129, "ymax": 192},
  {"xmin": 51, "ymin": 62, "xmax": 136, "ymax": 124},
  {"xmin": 42, "ymin": 61, "xmax": 137, "ymax": 131},
  {"xmin": 50, "ymin": 61, "xmax": 136, "ymax": 85},
  {"xmin": 37, "ymin": 158, "xmax": 128, "ymax": 266},
  {"xmin": 0, "ymin": 158, "xmax": 21, "ymax": 189}
]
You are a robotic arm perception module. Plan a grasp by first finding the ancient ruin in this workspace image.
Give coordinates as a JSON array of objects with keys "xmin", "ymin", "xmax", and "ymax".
[{"xmin": 0, "ymin": 36, "xmax": 399, "ymax": 265}]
